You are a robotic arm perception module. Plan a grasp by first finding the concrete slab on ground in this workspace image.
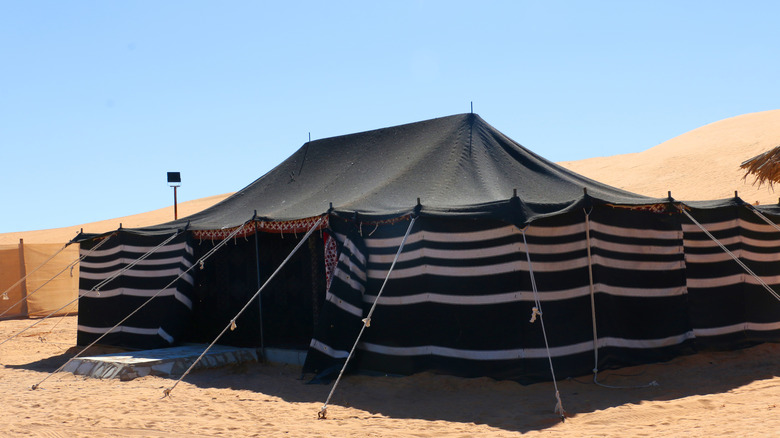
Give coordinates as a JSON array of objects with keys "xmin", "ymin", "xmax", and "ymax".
[{"xmin": 62, "ymin": 344, "xmax": 259, "ymax": 381}]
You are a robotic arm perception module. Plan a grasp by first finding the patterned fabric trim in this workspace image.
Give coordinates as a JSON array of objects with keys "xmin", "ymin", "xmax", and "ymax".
[
  {"xmin": 192, "ymin": 215, "xmax": 329, "ymax": 241},
  {"xmin": 604, "ymin": 203, "xmax": 672, "ymax": 214},
  {"xmin": 323, "ymin": 231, "xmax": 339, "ymax": 291}
]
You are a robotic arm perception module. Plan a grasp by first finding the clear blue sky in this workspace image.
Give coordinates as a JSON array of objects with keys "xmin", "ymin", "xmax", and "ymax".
[{"xmin": 2, "ymin": 1, "xmax": 779, "ymax": 233}]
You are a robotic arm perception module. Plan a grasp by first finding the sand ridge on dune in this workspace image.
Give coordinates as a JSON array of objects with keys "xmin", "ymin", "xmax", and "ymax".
[{"xmin": 558, "ymin": 109, "xmax": 780, "ymax": 203}]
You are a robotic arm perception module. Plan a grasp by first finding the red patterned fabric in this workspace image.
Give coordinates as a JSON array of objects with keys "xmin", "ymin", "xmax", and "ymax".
[
  {"xmin": 323, "ymin": 231, "xmax": 339, "ymax": 292},
  {"xmin": 191, "ymin": 215, "xmax": 329, "ymax": 241},
  {"xmin": 605, "ymin": 203, "xmax": 671, "ymax": 214}
]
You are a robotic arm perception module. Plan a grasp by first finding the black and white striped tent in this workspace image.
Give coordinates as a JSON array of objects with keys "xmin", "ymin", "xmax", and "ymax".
[{"xmin": 76, "ymin": 114, "xmax": 780, "ymax": 382}]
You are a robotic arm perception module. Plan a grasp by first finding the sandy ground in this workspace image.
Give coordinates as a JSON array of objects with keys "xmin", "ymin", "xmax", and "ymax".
[
  {"xmin": 558, "ymin": 109, "xmax": 780, "ymax": 205},
  {"xmin": 0, "ymin": 316, "xmax": 778, "ymax": 437}
]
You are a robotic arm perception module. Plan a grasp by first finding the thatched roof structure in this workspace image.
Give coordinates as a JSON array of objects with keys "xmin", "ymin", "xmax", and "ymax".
[{"xmin": 741, "ymin": 145, "xmax": 780, "ymax": 189}]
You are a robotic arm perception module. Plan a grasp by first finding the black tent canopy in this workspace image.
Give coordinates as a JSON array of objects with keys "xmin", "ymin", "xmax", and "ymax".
[
  {"xmin": 76, "ymin": 113, "xmax": 780, "ymax": 383},
  {"xmin": 150, "ymin": 113, "xmax": 659, "ymax": 230}
]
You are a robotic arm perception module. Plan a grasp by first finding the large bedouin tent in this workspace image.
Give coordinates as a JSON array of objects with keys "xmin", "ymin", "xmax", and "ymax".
[{"xmin": 75, "ymin": 113, "xmax": 780, "ymax": 383}]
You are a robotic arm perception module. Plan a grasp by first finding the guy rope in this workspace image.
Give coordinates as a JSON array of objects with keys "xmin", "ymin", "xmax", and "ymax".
[{"xmin": 318, "ymin": 215, "xmax": 417, "ymax": 420}]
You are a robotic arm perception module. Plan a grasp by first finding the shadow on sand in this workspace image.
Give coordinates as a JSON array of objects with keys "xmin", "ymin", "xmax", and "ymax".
[
  {"xmin": 5, "ymin": 340, "xmax": 778, "ymax": 434},
  {"xmin": 137, "ymin": 342, "xmax": 778, "ymax": 434}
]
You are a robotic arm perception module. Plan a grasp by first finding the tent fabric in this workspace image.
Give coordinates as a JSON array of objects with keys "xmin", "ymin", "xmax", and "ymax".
[
  {"xmin": 77, "ymin": 231, "xmax": 195, "ymax": 349},
  {"xmin": 0, "ymin": 242, "xmax": 80, "ymax": 319},
  {"xmin": 304, "ymin": 207, "xmax": 696, "ymax": 381},
  {"xmin": 0, "ymin": 244, "xmax": 25, "ymax": 319},
  {"xmin": 146, "ymin": 113, "xmax": 662, "ymax": 231},
  {"xmin": 75, "ymin": 113, "xmax": 780, "ymax": 383},
  {"xmin": 24, "ymin": 243, "xmax": 80, "ymax": 318},
  {"xmin": 683, "ymin": 203, "xmax": 780, "ymax": 347}
]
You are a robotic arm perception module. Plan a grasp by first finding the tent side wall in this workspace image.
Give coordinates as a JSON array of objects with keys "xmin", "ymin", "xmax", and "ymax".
[
  {"xmin": 684, "ymin": 204, "xmax": 780, "ymax": 347},
  {"xmin": 306, "ymin": 207, "xmax": 696, "ymax": 382},
  {"xmin": 0, "ymin": 242, "xmax": 80, "ymax": 320},
  {"xmin": 77, "ymin": 231, "xmax": 196, "ymax": 349},
  {"xmin": 187, "ymin": 229, "xmax": 326, "ymax": 349},
  {"xmin": 0, "ymin": 244, "xmax": 26, "ymax": 319}
]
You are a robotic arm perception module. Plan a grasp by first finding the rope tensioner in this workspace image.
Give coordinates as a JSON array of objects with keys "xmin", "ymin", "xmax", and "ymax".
[
  {"xmin": 529, "ymin": 307, "xmax": 541, "ymax": 323},
  {"xmin": 521, "ymin": 227, "xmax": 567, "ymax": 421},
  {"xmin": 317, "ymin": 216, "xmax": 418, "ymax": 419}
]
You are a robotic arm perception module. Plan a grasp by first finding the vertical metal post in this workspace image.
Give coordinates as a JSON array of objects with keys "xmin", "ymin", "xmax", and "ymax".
[
  {"xmin": 173, "ymin": 186, "xmax": 178, "ymax": 220},
  {"xmin": 254, "ymin": 222, "xmax": 265, "ymax": 355},
  {"xmin": 17, "ymin": 239, "xmax": 29, "ymax": 317}
]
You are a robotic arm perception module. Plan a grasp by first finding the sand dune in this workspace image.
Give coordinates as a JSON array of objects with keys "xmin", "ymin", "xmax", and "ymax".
[
  {"xmin": 1, "ymin": 111, "xmax": 780, "ymax": 437},
  {"xmin": 558, "ymin": 109, "xmax": 780, "ymax": 204},
  {"xmin": 0, "ymin": 194, "xmax": 231, "ymax": 245}
]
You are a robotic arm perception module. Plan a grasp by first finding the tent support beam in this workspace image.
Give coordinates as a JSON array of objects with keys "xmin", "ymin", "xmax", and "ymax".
[
  {"xmin": 254, "ymin": 221, "xmax": 265, "ymax": 356},
  {"xmin": 584, "ymin": 209, "xmax": 599, "ymax": 379}
]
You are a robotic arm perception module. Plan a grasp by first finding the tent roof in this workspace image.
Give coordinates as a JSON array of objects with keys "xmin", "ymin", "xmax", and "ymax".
[{"xmin": 150, "ymin": 113, "xmax": 661, "ymax": 231}]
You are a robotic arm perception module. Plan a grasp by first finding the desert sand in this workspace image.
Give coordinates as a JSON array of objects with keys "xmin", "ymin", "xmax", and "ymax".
[
  {"xmin": 558, "ymin": 109, "xmax": 780, "ymax": 205},
  {"xmin": 1, "ymin": 110, "xmax": 779, "ymax": 437},
  {"xmin": 0, "ymin": 194, "xmax": 231, "ymax": 246},
  {"xmin": 1, "ymin": 316, "xmax": 778, "ymax": 437}
]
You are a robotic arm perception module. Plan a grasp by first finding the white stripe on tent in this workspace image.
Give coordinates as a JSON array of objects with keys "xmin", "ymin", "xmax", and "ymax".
[
  {"xmin": 365, "ymin": 221, "xmax": 680, "ymax": 253},
  {"xmin": 81, "ymin": 256, "xmax": 194, "ymax": 270},
  {"xmin": 365, "ymin": 225, "xmax": 521, "ymax": 248},
  {"xmin": 368, "ymin": 242, "xmax": 524, "ymax": 264},
  {"xmin": 77, "ymin": 325, "xmax": 164, "ymax": 336},
  {"xmin": 338, "ymin": 252, "xmax": 367, "ymax": 283},
  {"xmin": 80, "ymin": 267, "xmax": 195, "ymax": 283},
  {"xmin": 333, "ymin": 268, "xmax": 365, "ymax": 294},
  {"xmin": 684, "ymin": 237, "xmax": 780, "ymax": 249},
  {"xmin": 357, "ymin": 332, "xmax": 694, "ymax": 361},
  {"xmin": 682, "ymin": 219, "xmax": 740, "ymax": 233},
  {"xmin": 591, "ymin": 238, "xmax": 682, "ymax": 256},
  {"xmin": 685, "ymin": 250, "xmax": 780, "ymax": 264},
  {"xmin": 684, "ymin": 236, "xmax": 740, "ymax": 248},
  {"xmin": 365, "ymin": 223, "xmax": 592, "ymax": 249},
  {"xmin": 309, "ymin": 339, "xmax": 350, "ymax": 359},
  {"xmin": 333, "ymin": 232, "xmax": 367, "ymax": 266},
  {"xmin": 158, "ymin": 327, "xmax": 175, "ymax": 344},
  {"xmin": 78, "ymin": 287, "xmax": 194, "ymax": 309},
  {"xmin": 684, "ymin": 236, "xmax": 780, "ymax": 249},
  {"xmin": 84, "ymin": 242, "xmax": 192, "ymax": 258},
  {"xmin": 363, "ymin": 284, "xmax": 687, "ymax": 306},
  {"xmin": 683, "ymin": 218, "xmax": 780, "ymax": 234},
  {"xmin": 687, "ymin": 273, "xmax": 780, "ymax": 289},
  {"xmin": 589, "ymin": 221, "xmax": 683, "ymax": 241},
  {"xmin": 325, "ymin": 291, "xmax": 363, "ymax": 317},
  {"xmin": 523, "ymin": 223, "xmax": 586, "ymax": 238},
  {"xmin": 370, "ymin": 238, "xmax": 680, "ymax": 265},
  {"xmin": 693, "ymin": 321, "xmax": 780, "ymax": 337},
  {"xmin": 368, "ymin": 256, "xmax": 684, "ymax": 280}
]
